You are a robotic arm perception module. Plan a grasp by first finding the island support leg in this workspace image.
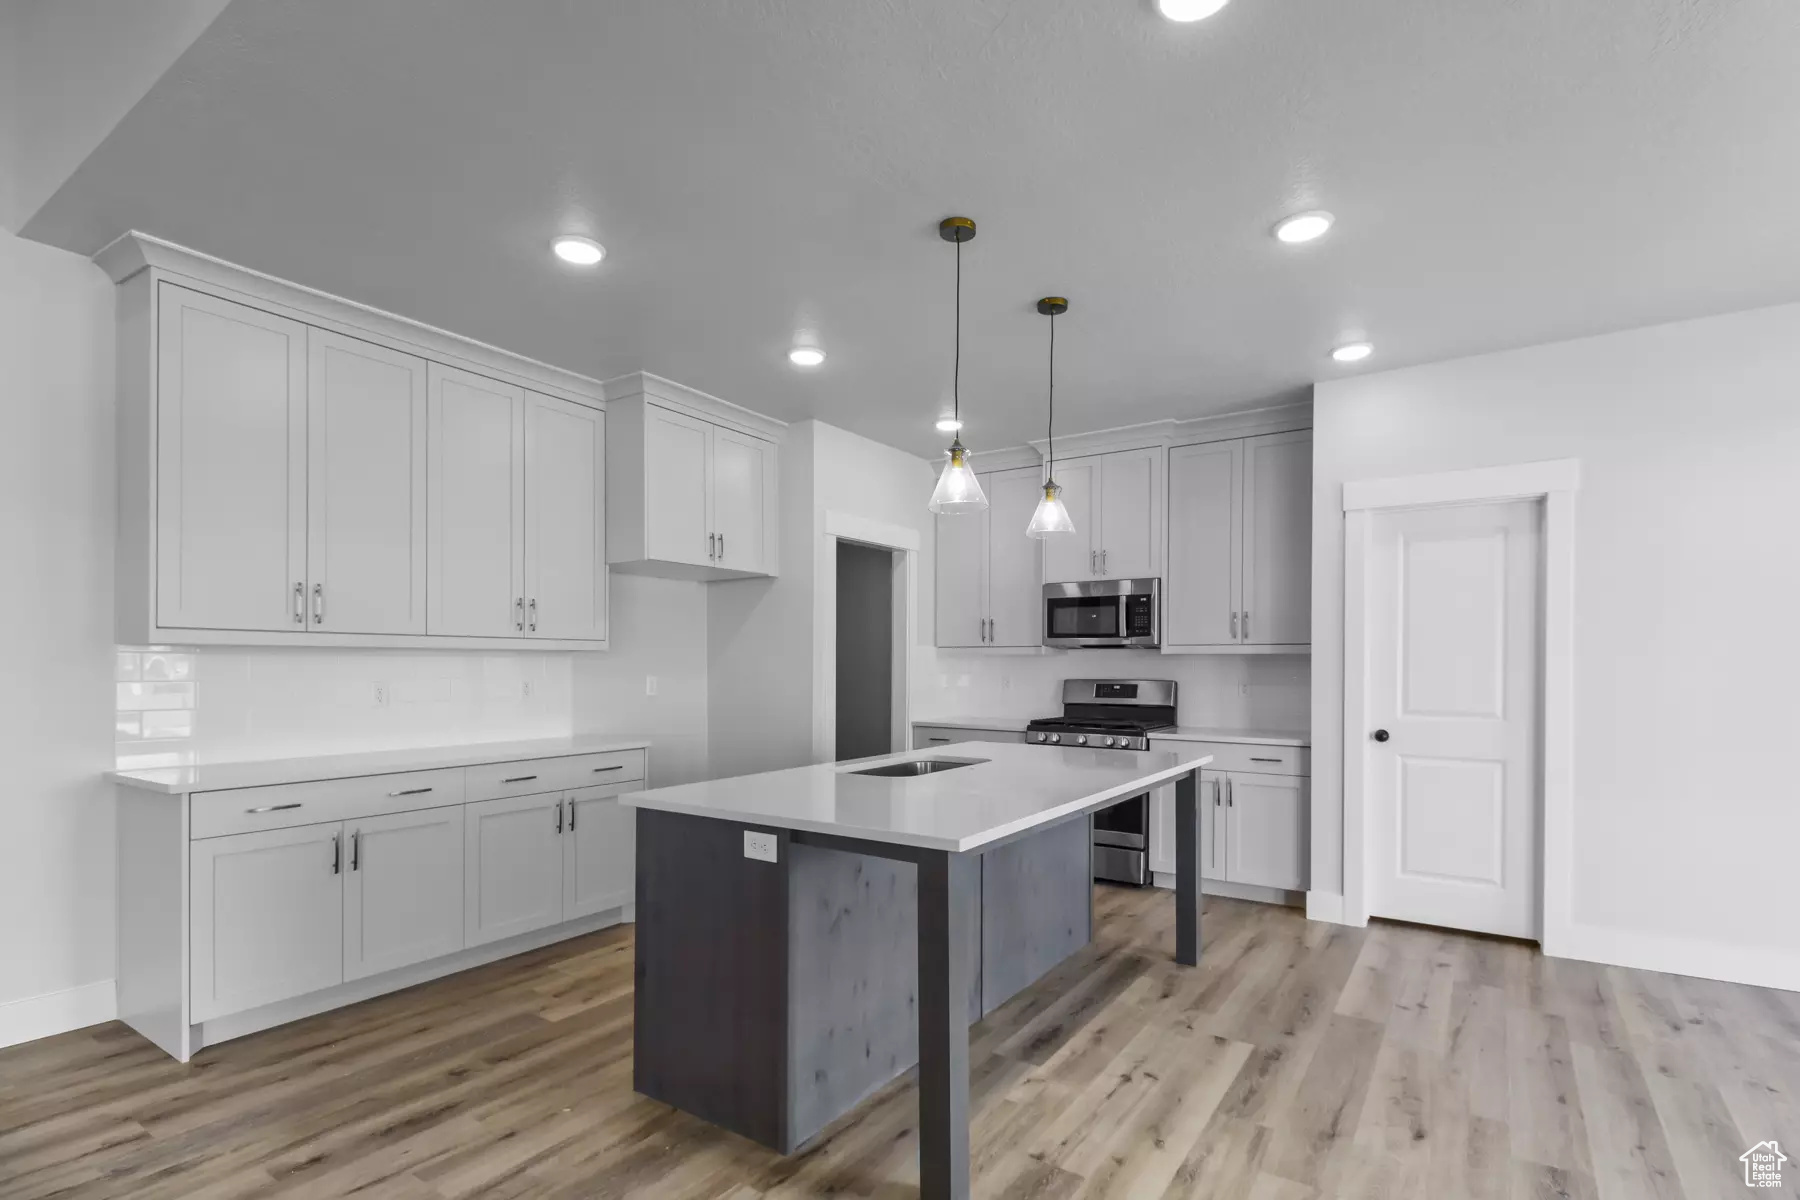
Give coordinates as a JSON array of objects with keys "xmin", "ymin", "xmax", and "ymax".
[
  {"xmin": 917, "ymin": 848, "xmax": 979, "ymax": 1200},
  {"xmin": 1175, "ymin": 768, "xmax": 1203, "ymax": 966}
]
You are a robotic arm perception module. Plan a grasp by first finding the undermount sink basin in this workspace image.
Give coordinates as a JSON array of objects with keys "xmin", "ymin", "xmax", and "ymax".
[{"xmin": 849, "ymin": 757, "xmax": 989, "ymax": 778}]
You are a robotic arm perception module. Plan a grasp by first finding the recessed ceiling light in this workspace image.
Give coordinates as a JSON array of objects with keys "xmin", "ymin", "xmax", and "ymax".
[
  {"xmin": 551, "ymin": 235, "xmax": 605, "ymax": 266},
  {"xmin": 788, "ymin": 347, "xmax": 826, "ymax": 367},
  {"xmin": 1331, "ymin": 342, "xmax": 1374, "ymax": 363},
  {"xmin": 1273, "ymin": 211, "xmax": 1334, "ymax": 244},
  {"xmin": 935, "ymin": 417, "xmax": 963, "ymax": 433},
  {"xmin": 1157, "ymin": 0, "xmax": 1228, "ymax": 22}
]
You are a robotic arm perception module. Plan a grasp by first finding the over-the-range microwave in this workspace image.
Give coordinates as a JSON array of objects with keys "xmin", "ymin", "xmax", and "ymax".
[{"xmin": 1042, "ymin": 578, "xmax": 1160, "ymax": 649}]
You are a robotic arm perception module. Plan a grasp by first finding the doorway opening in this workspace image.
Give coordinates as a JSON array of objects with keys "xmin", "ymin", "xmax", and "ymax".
[{"xmin": 835, "ymin": 540, "xmax": 900, "ymax": 760}]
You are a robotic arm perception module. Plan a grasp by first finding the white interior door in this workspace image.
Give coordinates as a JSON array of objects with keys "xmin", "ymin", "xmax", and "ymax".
[
  {"xmin": 464, "ymin": 793, "xmax": 566, "ymax": 947},
  {"xmin": 344, "ymin": 806, "xmax": 466, "ymax": 982},
  {"xmin": 155, "ymin": 284, "xmax": 307, "ymax": 632},
  {"xmin": 1367, "ymin": 499, "xmax": 1542, "ymax": 939},
  {"xmin": 190, "ymin": 823, "xmax": 344, "ymax": 1021},
  {"xmin": 306, "ymin": 330, "xmax": 428, "ymax": 635},
  {"xmin": 1096, "ymin": 447, "xmax": 1161, "ymax": 580},
  {"xmin": 1165, "ymin": 440, "xmax": 1242, "ymax": 647},
  {"xmin": 427, "ymin": 365, "xmax": 525, "ymax": 637},
  {"xmin": 935, "ymin": 499, "xmax": 988, "ymax": 648},
  {"xmin": 1241, "ymin": 431, "xmax": 1313, "ymax": 646},
  {"xmin": 1041, "ymin": 457, "xmax": 1098, "ymax": 583},
  {"xmin": 643, "ymin": 405, "xmax": 713, "ymax": 566},
  {"xmin": 986, "ymin": 468, "xmax": 1045, "ymax": 646},
  {"xmin": 564, "ymin": 784, "xmax": 636, "ymax": 919},
  {"xmin": 711, "ymin": 427, "xmax": 774, "ymax": 572},
  {"xmin": 525, "ymin": 394, "xmax": 606, "ymax": 641}
]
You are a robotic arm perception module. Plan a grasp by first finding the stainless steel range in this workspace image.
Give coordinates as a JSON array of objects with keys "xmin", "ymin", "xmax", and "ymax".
[{"xmin": 1027, "ymin": 679, "xmax": 1177, "ymax": 886}]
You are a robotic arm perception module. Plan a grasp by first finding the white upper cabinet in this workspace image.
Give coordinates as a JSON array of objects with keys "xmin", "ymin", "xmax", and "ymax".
[
  {"xmin": 428, "ymin": 365, "xmax": 526, "ymax": 639},
  {"xmin": 155, "ymin": 284, "xmax": 307, "ymax": 632},
  {"xmin": 1041, "ymin": 449, "xmax": 1162, "ymax": 583},
  {"xmin": 606, "ymin": 378, "xmax": 782, "ymax": 581},
  {"xmin": 933, "ymin": 466, "xmax": 1043, "ymax": 648},
  {"xmin": 525, "ymin": 394, "xmax": 607, "ymax": 642},
  {"xmin": 1165, "ymin": 430, "xmax": 1311, "ymax": 652},
  {"xmin": 112, "ymin": 245, "xmax": 614, "ymax": 650},
  {"xmin": 307, "ymin": 330, "xmax": 428, "ymax": 635}
]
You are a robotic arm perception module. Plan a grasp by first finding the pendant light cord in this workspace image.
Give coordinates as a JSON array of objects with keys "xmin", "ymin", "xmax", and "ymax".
[
  {"xmin": 952, "ymin": 236, "xmax": 962, "ymax": 428},
  {"xmin": 1046, "ymin": 308, "xmax": 1056, "ymax": 479}
]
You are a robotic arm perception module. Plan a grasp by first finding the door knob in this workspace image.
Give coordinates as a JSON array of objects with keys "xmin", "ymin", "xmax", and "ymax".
[{"xmin": 1372, "ymin": 729, "xmax": 1391, "ymax": 743}]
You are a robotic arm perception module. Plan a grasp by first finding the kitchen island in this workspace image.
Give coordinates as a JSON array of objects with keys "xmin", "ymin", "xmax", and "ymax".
[{"xmin": 620, "ymin": 740, "xmax": 1212, "ymax": 1200}]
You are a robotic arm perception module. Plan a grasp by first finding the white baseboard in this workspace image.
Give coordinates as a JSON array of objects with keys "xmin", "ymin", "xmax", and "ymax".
[
  {"xmin": 1552, "ymin": 922, "xmax": 1800, "ymax": 995},
  {"xmin": 1306, "ymin": 891, "xmax": 1354, "ymax": 925},
  {"xmin": 1148, "ymin": 873, "xmax": 1303, "ymax": 908},
  {"xmin": 0, "ymin": 980, "xmax": 118, "ymax": 1048}
]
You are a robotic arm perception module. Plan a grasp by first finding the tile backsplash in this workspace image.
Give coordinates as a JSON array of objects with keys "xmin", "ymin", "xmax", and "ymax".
[{"xmin": 115, "ymin": 646, "xmax": 572, "ymax": 767}]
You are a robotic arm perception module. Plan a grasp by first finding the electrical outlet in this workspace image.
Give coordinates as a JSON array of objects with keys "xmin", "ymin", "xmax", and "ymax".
[
  {"xmin": 645, "ymin": 675, "xmax": 658, "ymax": 696},
  {"xmin": 743, "ymin": 830, "xmax": 778, "ymax": 863},
  {"xmin": 521, "ymin": 679, "xmax": 534, "ymax": 699},
  {"xmin": 373, "ymin": 682, "xmax": 389, "ymax": 708}
]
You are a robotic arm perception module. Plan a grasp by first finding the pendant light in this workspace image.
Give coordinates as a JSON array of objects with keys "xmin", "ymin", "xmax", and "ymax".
[
  {"xmin": 927, "ymin": 217, "xmax": 989, "ymax": 515},
  {"xmin": 1026, "ymin": 296, "xmax": 1076, "ymax": 537}
]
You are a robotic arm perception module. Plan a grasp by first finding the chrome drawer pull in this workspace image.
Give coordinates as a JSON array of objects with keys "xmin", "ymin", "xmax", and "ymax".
[
  {"xmin": 592, "ymin": 765, "xmax": 624, "ymax": 773},
  {"xmin": 503, "ymin": 774, "xmax": 539, "ymax": 784},
  {"xmin": 1249, "ymin": 757, "xmax": 1281, "ymax": 764},
  {"xmin": 246, "ymin": 802, "xmax": 303, "ymax": 813},
  {"xmin": 389, "ymin": 786, "xmax": 434, "ymax": 797}
]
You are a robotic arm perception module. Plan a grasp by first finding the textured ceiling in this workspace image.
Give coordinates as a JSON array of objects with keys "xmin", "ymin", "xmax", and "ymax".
[{"xmin": 24, "ymin": 0, "xmax": 1800, "ymax": 456}]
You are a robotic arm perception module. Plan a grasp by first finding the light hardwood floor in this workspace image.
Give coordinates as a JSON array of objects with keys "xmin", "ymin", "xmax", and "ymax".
[{"xmin": 3, "ymin": 890, "xmax": 1797, "ymax": 1199}]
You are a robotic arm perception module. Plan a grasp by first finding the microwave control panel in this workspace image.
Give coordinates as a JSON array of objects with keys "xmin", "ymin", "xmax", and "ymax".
[{"xmin": 1125, "ymin": 594, "xmax": 1156, "ymax": 637}]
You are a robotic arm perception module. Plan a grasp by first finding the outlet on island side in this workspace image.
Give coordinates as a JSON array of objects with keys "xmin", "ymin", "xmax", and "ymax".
[{"xmin": 743, "ymin": 830, "xmax": 778, "ymax": 863}]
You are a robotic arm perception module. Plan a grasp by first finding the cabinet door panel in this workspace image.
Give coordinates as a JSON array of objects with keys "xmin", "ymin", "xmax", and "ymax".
[
  {"xmin": 985, "ymin": 468, "xmax": 1045, "ymax": 646},
  {"xmin": 1151, "ymin": 777, "xmax": 1223, "ymax": 880},
  {"xmin": 464, "ymin": 793, "xmax": 565, "ymax": 946},
  {"xmin": 565, "ymin": 784, "xmax": 636, "ymax": 920},
  {"xmin": 307, "ymin": 330, "xmax": 428, "ymax": 634},
  {"xmin": 1222, "ymin": 772, "xmax": 1308, "ymax": 891},
  {"xmin": 428, "ymin": 365, "xmax": 525, "ymax": 637},
  {"xmin": 1241, "ymin": 431, "xmax": 1313, "ymax": 646},
  {"xmin": 155, "ymin": 285, "xmax": 307, "ymax": 632},
  {"xmin": 711, "ymin": 427, "xmax": 775, "ymax": 573},
  {"xmin": 935, "ymin": 499, "xmax": 988, "ymax": 648},
  {"xmin": 1097, "ymin": 447, "xmax": 1162, "ymax": 580},
  {"xmin": 191, "ymin": 823, "xmax": 344, "ymax": 1021},
  {"xmin": 525, "ymin": 394, "xmax": 606, "ymax": 641},
  {"xmin": 643, "ymin": 405, "xmax": 713, "ymax": 566},
  {"xmin": 344, "ymin": 807, "xmax": 465, "ymax": 982},
  {"xmin": 1041, "ymin": 458, "xmax": 1099, "ymax": 583},
  {"xmin": 1166, "ymin": 441, "xmax": 1243, "ymax": 647}
]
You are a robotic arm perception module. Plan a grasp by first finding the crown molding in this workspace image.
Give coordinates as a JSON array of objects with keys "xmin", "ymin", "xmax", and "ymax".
[
  {"xmin": 602, "ymin": 371, "xmax": 788, "ymax": 441},
  {"xmin": 92, "ymin": 231, "xmax": 606, "ymax": 404},
  {"xmin": 1027, "ymin": 397, "xmax": 1314, "ymax": 460}
]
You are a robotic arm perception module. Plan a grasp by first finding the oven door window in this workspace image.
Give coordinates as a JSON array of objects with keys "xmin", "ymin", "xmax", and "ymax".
[{"xmin": 1047, "ymin": 597, "xmax": 1121, "ymax": 639}]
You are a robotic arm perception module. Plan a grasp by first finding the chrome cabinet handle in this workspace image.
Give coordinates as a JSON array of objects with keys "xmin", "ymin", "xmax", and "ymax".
[
  {"xmin": 592, "ymin": 765, "xmax": 624, "ymax": 773},
  {"xmin": 928, "ymin": 737, "xmax": 951, "ymax": 743},
  {"xmin": 709, "ymin": 532, "xmax": 717, "ymax": 560},
  {"xmin": 503, "ymin": 774, "xmax": 538, "ymax": 784},
  {"xmin": 719, "ymin": 534, "xmax": 726, "ymax": 560},
  {"xmin": 1250, "ymin": 756, "xmax": 1280, "ymax": 764},
  {"xmin": 312, "ymin": 583, "xmax": 323, "ymax": 624},
  {"xmin": 528, "ymin": 598, "xmax": 537, "ymax": 632},
  {"xmin": 388, "ymin": 786, "xmax": 433, "ymax": 797},
  {"xmin": 351, "ymin": 831, "xmax": 360, "ymax": 871},
  {"xmin": 1089, "ymin": 550, "xmax": 1096, "ymax": 574},
  {"xmin": 246, "ymin": 802, "xmax": 302, "ymax": 814},
  {"xmin": 331, "ymin": 833, "xmax": 341, "ymax": 874},
  {"xmin": 1226, "ymin": 778, "xmax": 1234, "ymax": 807},
  {"xmin": 515, "ymin": 598, "xmax": 524, "ymax": 631},
  {"xmin": 555, "ymin": 799, "xmax": 564, "ymax": 834},
  {"xmin": 1100, "ymin": 549, "xmax": 1107, "ymax": 574},
  {"xmin": 1213, "ymin": 780, "xmax": 1221, "ymax": 807},
  {"xmin": 1243, "ymin": 610, "xmax": 1251, "ymax": 640},
  {"xmin": 1230, "ymin": 611, "xmax": 1238, "ymax": 640},
  {"xmin": 569, "ymin": 800, "xmax": 577, "ymax": 832},
  {"xmin": 293, "ymin": 582, "xmax": 304, "ymax": 624}
]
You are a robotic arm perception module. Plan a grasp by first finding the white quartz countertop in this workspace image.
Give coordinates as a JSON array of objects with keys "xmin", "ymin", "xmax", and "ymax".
[
  {"xmin": 619, "ymin": 741, "xmax": 1211, "ymax": 853},
  {"xmin": 107, "ymin": 735, "xmax": 654, "ymax": 795},
  {"xmin": 912, "ymin": 715, "xmax": 1306, "ymax": 747}
]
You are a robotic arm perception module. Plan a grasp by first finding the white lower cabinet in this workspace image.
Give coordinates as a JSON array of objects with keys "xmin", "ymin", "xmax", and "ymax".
[
  {"xmin": 344, "ymin": 806, "xmax": 466, "ymax": 981},
  {"xmin": 191, "ymin": 823, "xmax": 346, "ymax": 1022},
  {"xmin": 464, "ymin": 792, "xmax": 568, "ymax": 946},
  {"xmin": 1148, "ymin": 760, "xmax": 1310, "ymax": 895},
  {"xmin": 565, "ymin": 784, "xmax": 636, "ymax": 919}
]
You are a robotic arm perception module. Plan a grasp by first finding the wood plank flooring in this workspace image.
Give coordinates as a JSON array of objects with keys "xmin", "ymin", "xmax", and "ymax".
[{"xmin": 3, "ymin": 891, "xmax": 1797, "ymax": 1199}]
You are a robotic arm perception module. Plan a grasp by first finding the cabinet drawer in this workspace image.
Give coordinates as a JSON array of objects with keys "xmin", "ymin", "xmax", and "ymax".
[
  {"xmin": 191, "ymin": 768, "xmax": 467, "ymax": 840},
  {"xmin": 1151, "ymin": 741, "xmax": 1309, "ymax": 776},
  {"xmin": 465, "ymin": 750, "xmax": 646, "ymax": 802}
]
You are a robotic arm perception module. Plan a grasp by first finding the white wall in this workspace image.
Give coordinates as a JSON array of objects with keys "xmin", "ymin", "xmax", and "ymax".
[
  {"xmin": 0, "ymin": 230, "xmax": 118, "ymax": 1034},
  {"xmin": 573, "ymin": 574, "xmax": 710, "ymax": 786},
  {"xmin": 1312, "ymin": 302, "xmax": 1800, "ymax": 990},
  {"xmin": 0, "ymin": 6, "xmax": 18, "ymax": 230}
]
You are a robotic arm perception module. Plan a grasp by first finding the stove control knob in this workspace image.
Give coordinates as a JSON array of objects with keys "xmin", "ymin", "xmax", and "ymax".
[
  {"xmin": 1048, "ymin": 733, "xmax": 1061, "ymax": 744},
  {"xmin": 1103, "ymin": 736, "xmax": 1116, "ymax": 748},
  {"xmin": 1034, "ymin": 732, "xmax": 1046, "ymax": 743},
  {"xmin": 1076, "ymin": 735, "xmax": 1088, "ymax": 746}
]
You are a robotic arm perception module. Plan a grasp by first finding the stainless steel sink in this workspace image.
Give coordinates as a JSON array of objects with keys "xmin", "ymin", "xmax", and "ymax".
[{"xmin": 849, "ymin": 756, "xmax": 988, "ymax": 778}]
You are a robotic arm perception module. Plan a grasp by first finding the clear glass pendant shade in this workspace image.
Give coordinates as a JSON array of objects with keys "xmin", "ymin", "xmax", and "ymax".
[
  {"xmin": 928, "ymin": 441, "xmax": 989, "ymax": 514},
  {"xmin": 1026, "ymin": 479, "xmax": 1075, "ymax": 537}
]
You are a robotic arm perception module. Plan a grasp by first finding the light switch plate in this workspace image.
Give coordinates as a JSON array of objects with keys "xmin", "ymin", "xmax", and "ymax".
[{"xmin": 743, "ymin": 830, "xmax": 778, "ymax": 863}]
